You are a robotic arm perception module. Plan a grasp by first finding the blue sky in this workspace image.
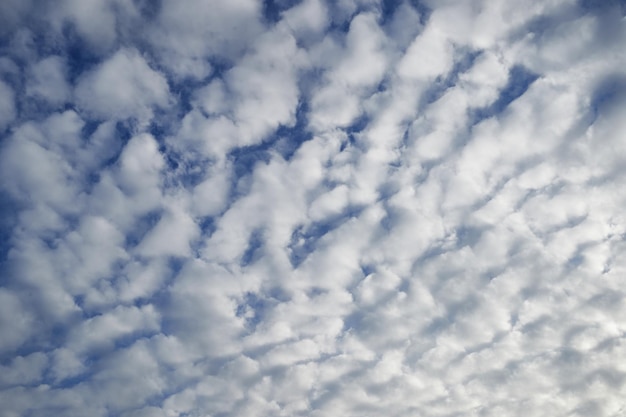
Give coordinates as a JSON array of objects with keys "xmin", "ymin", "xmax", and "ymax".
[{"xmin": 1, "ymin": 1, "xmax": 626, "ymax": 416}]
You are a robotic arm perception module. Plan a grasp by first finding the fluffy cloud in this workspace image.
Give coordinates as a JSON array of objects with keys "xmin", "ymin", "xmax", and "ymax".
[
  {"xmin": 75, "ymin": 48, "xmax": 170, "ymax": 124},
  {"xmin": 26, "ymin": 56, "xmax": 71, "ymax": 106},
  {"xmin": 147, "ymin": 0, "xmax": 263, "ymax": 79},
  {"xmin": 1, "ymin": 1, "xmax": 625, "ymax": 416},
  {"xmin": 0, "ymin": 79, "xmax": 16, "ymax": 130}
]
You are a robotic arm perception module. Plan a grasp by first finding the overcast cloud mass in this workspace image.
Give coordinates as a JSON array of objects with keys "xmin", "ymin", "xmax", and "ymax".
[{"xmin": 1, "ymin": 0, "xmax": 626, "ymax": 416}]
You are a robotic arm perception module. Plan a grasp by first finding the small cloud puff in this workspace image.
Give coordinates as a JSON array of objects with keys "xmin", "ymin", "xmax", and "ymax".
[{"xmin": 75, "ymin": 48, "xmax": 170, "ymax": 124}]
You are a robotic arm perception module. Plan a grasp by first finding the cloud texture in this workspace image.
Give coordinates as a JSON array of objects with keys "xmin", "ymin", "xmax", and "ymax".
[{"xmin": 1, "ymin": 1, "xmax": 626, "ymax": 416}]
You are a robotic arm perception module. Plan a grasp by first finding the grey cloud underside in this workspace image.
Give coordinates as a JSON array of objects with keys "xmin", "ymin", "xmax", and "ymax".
[{"xmin": 1, "ymin": 0, "xmax": 626, "ymax": 416}]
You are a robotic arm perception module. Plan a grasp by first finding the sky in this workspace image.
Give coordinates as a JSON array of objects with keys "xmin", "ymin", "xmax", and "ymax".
[{"xmin": 0, "ymin": 0, "xmax": 626, "ymax": 416}]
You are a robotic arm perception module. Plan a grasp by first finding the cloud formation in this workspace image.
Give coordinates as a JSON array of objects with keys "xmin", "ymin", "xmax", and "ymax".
[{"xmin": 1, "ymin": 1, "xmax": 626, "ymax": 416}]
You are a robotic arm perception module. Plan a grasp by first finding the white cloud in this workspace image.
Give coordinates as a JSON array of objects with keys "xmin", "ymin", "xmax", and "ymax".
[
  {"xmin": 308, "ymin": 184, "xmax": 350, "ymax": 221},
  {"xmin": 135, "ymin": 199, "xmax": 199, "ymax": 258},
  {"xmin": 90, "ymin": 132, "xmax": 165, "ymax": 231},
  {"xmin": 224, "ymin": 24, "xmax": 304, "ymax": 146},
  {"xmin": 53, "ymin": 215, "xmax": 128, "ymax": 295},
  {"xmin": 0, "ymin": 289, "xmax": 34, "ymax": 355},
  {"xmin": 282, "ymin": 0, "xmax": 329, "ymax": 41},
  {"xmin": 0, "ymin": 0, "xmax": 32, "ymax": 37},
  {"xmin": 0, "ymin": 79, "xmax": 16, "ymax": 130},
  {"xmin": 26, "ymin": 56, "xmax": 71, "ymax": 106},
  {"xmin": 173, "ymin": 24, "xmax": 304, "ymax": 158},
  {"xmin": 66, "ymin": 304, "xmax": 160, "ymax": 356},
  {"xmin": 75, "ymin": 48, "xmax": 170, "ymax": 124},
  {"xmin": 397, "ymin": 21, "xmax": 453, "ymax": 81},
  {"xmin": 0, "ymin": 121, "xmax": 81, "ymax": 213},
  {"xmin": 0, "ymin": 352, "xmax": 47, "ymax": 388},
  {"xmin": 191, "ymin": 163, "xmax": 231, "ymax": 218},
  {"xmin": 164, "ymin": 260, "xmax": 246, "ymax": 357},
  {"xmin": 383, "ymin": 1, "xmax": 426, "ymax": 51},
  {"xmin": 458, "ymin": 51, "xmax": 510, "ymax": 107},
  {"xmin": 309, "ymin": 12, "xmax": 390, "ymax": 131}
]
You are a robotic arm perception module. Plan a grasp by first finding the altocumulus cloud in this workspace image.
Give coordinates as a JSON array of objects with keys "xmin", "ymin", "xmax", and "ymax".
[{"xmin": 1, "ymin": 0, "xmax": 626, "ymax": 416}]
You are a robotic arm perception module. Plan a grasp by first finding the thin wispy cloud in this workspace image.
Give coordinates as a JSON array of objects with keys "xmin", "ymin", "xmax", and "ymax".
[{"xmin": 1, "ymin": 1, "xmax": 625, "ymax": 416}]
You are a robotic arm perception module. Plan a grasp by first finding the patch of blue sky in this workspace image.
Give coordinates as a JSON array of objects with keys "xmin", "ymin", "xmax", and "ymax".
[
  {"xmin": 420, "ymin": 49, "xmax": 482, "ymax": 108},
  {"xmin": 339, "ymin": 113, "xmax": 371, "ymax": 152},
  {"xmin": 469, "ymin": 65, "xmax": 539, "ymax": 125},
  {"xmin": 229, "ymin": 142, "xmax": 274, "ymax": 179},
  {"xmin": 589, "ymin": 74, "xmax": 626, "ymax": 120},
  {"xmin": 271, "ymin": 100, "xmax": 312, "ymax": 160},
  {"xmin": 580, "ymin": 0, "xmax": 626, "ymax": 13},
  {"xmin": 240, "ymin": 228, "xmax": 265, "ymax": 267},
  {"xmin": 341, "ymin": 309, "xmax": 366, "ymax": 334},
  {"xmin": 164, "ymin": 155, "xmax": 209, "ymax": 190},
  {"xmin": 287, "ymin": 227, "xmax": 317, "ymax": 268},
  {"xmin": 345, "ymin": 112, "xmax": 370, "ymax": 135},
  {"xmin": 107, "ymin": 120, "xmax": 133, "ymax": 152},
  {"xmin": 327, "ymin": 13, "xmax": 355, "ymax": 35},
  {"xmin": 62, "ymin": 25, "xmax": 102, "ymax": 83},
  {"xmin": 381, "ymin": 0, "xmax": 431, "ymax": 26},
  {"xmin": 263, "ymin": 0, "xmax": 301, "ymax": 24},
  {"xmin": 408, "ymin": 0, "xmax": 432, "ymax": 25},
  {"xmin": 79, "ymin": 119, "xmax": 103, "ymax": 139},
  {"xmin": 0, "ymin": 341, "xmax": 38, "ymax": 367},
  {"xmin": 236, "ymin": 291, "xmax": 272, "ymax": 329},
  {"xmin": 376, "ymin": 178, "xmax": 401, "ymax": 202},
  {"xmin": 358, "ymin": 262, "xmax": 377, "ymax": 279},
  {"xmin": 226, "ymin": 102, "xmax": 310, "ymax": 185},
  {"xmin": 45, "ymin": 372, "xmax": 93, "ymax": 391},
  {"xmin": 380, "ymin": 0, "xmax": 403, "ymax": 24},
  {"xmin": 288, "ymin": 205, "xmax": 365, "ymax": 267},
  {"xmin": 123, "ymin": 210, "xmax": 163, "ymax": 249},
  {"xmin": 168, "ymin": 77, "xmax": 209, "ymax": 117},
  {"xmin": 197, "ymin": 216, "xmax": 217, "ymax": 239}
]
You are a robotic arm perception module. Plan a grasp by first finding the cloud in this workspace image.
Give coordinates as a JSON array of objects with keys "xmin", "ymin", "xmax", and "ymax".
[
  {"xmin": 0, "ymin": 79, "xmax": 16, "ymax": 130},
  {"xmin": 309, "ymin": 12, "xmax": 390, "ymax": 131},
  {"xmin": 26, "ymin": 56, "xmax": 71, "ymax": 106},
  {"xmin": 282, "ymin": 0, "xmax": 330, "ymax": 42},
  {"xmin": 51, "ymin": 0, "xmax": 120, "ymax": 52},
  {"xmin": 75, "ymin": 48, "xmax": 170, "ymax": 124},
  {"xmin": 0, "ymin": 0, "xmax": 33, "ymax": 38},
  {"xmin": 0, "ymin": 288, "xmax": 35, "ymax": 355},
  {"xmin": 147, "ymin": 0, "xmax": 264, "ymax": 79},
  {"xmin": 1, "ymin": 0, "xmax": 625, "ymax": 416}
]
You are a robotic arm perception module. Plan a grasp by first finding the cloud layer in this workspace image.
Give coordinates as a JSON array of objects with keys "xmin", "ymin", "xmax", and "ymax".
[{"xmin": 1, "ymin": 1, "xmax": 626, "ymax": 416}]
